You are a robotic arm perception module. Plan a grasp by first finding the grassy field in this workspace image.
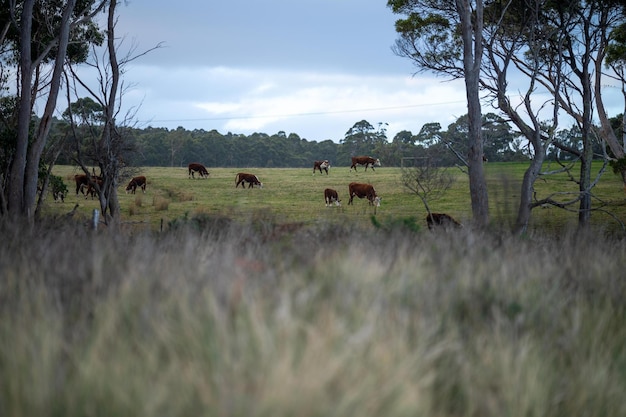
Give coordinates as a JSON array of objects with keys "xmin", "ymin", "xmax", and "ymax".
[
  {"xmin": 2, "ymin": 163, "xmax": 626, "ymax": 416},
  {"xmin": 47, "ymin": 162, "xmax": 626, "ymax": 234}
]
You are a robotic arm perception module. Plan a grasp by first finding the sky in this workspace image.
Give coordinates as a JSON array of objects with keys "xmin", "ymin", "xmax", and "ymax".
[{"xmin": 79, "ymin": 0, "xmax": 471, "ymax": 143}]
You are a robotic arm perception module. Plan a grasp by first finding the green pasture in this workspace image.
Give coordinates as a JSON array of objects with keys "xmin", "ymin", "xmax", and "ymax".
[{"xmin": 48, "ymin": 163, "xmax": 626, "ymax": 233}]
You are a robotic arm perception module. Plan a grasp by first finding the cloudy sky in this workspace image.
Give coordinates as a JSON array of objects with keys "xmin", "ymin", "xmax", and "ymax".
[{"xmin": 89, "ymin": 0, "xmax": 470, "ymax": 142}]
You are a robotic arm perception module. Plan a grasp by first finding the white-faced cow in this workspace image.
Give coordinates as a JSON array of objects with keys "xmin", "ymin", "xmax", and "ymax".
[
  {"xmin": 235, "ymin": 172, "xmax": 263, "ymax": 188},
  {"xmin": 188, "ymin": 163, "xmax": 209, "ymax": 179},
  {"xmin": 313, "ymin": 160, "xmax": 330, "ymax": 175},
  {"xmin": 350, "ymin": 156, "xmax": 381, "ymax": 172},
  {"xmin": 126, "ymin": 176, "xmax": 147, "ymax": 194},
  {"xmin": 425, "ymin": 213, "xmax": 463, "ymax": 230},
  {"xmin": 324, "ymin": 188, "xmax": 341, "ymax": 207},
  {"xmin": 348, "ymin": 182, "xmax": 381, "ymax": 207}
]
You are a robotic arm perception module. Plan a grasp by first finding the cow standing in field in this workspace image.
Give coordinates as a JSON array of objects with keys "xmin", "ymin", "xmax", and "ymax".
[
  {"xmin": 324, "ymin": 188, "xmax": 341, "ymax": 207},
  {"xmin": 235, "ymin": 172, "xmax": 263, "ymax": 188},
  {"xmin": 74, "ymin": 174, "xmax": 89, "ymax": 196},
  {"xmin": 348, "ymin": 182, "xmax": 381, "ymax": 207},
  {"xmin": 74, "ymin": 174, "xmax": 102, "ymax": 199},
  {"xmin": 425, "ymin": 213, "xmax": 462, "ymax": 230},
  {"xmin": 85, "ymin": 177, "xmax": 103, "ymax": 199},
  {"xmin": 188, "ymin": 163, "xmax": 209, "ymax": 179},
  {"xmin": 126, "ymin": 176, "xmax": 147, "ymax": 194},
  {"xmin": 350, "ymin": 156, "xmax": 381, "ymax": 172},
  {"xmin": 313, "ymin": 160, "xmax": 330, "ymax": 175}
]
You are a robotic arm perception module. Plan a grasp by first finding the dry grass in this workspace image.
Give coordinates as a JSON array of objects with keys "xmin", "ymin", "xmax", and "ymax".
[{"xmin": 1, "ymin": 216, "xmax": 625, "ymax": 417}]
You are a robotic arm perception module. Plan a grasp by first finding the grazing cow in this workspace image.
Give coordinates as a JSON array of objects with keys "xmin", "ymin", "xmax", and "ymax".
[
  {"xmin": 348, "ymin": 182, "xmax": 381, "ymax": 207},
  {"xmin": 425, "ymin": 213, "xmax": 463, "ymax": 230},
  {"xmin": 324, "ymin": 188, "xmax": 341, "ymax": 207},
  {"xmin": 85, "ymin": 177, "xmax": 104, "ymax": 199},
  {"xmin": 313, "ymin": 160, "xmax": 330, "ymax": 175},
  {"xmin": 235, "ymin": 172, "xmax": 263, "ymax": 188},
  {"xmin": 126, "ymin": 176, "xmax": 147, "ymax": 194},
  {"xmin": 188, "ymin": 162, "xmax": 209, "ymax": 179},
  {"xmin": 50, "ymin": 176, "xmax": 68, "ymax": 203},
  {"xmin": 75, "ymin": 174, "xmax": 102, "ymax": 199},
  {"xmin": 74, "ymin": 174, "xmax": 89, "ymax": 196},
  {"xmin": 350, "ymin": 156, "xmax": 381, "ymax": 172},
  {"xmin": 53, "ymin": 188, "xmax": 66, "ymax": 203}
]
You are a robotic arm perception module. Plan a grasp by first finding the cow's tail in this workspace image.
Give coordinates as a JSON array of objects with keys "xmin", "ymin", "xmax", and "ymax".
[{"xmin": 235, "ymin": 173, "xmax": 240, "ymax": 185}]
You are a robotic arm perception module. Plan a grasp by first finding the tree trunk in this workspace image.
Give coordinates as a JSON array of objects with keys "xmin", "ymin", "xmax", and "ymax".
[
  {"xmin": 8, "ymin": 0, "xmax": 35, "ymax": 216},
  {"xmin": 457, "ymin": 0, "xmax": 489, "ymax": 228},
  {"xmin": 99, "ymin": 0, "xmax": 121, "ymax": 224},
  {"xmin": 25, "ymin": 0, "xmax": 77, "ymax": 219},
  {"xmin": 594, "ymin": 44, "xmax": 626, "ymax": 190}
]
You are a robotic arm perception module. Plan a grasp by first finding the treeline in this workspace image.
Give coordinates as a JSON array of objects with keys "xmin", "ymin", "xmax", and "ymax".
[{"xmin": 51, "ymin": 114, "xmax": 613, "ymax": 169}]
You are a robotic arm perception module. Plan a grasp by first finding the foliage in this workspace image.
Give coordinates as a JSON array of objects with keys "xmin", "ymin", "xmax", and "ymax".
[
  {"xmin": 47, "ymin": 115, "xmax": 607, "ymax": 170},
  {"xmin": 609, "ymin": 156, "xmax": 626, "ymax": 175}
]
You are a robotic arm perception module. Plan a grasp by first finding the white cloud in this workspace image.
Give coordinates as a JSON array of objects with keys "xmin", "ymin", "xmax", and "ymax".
[{"xmin": 122, "ymin": 65, "xmax": 468, "ymax": 140}]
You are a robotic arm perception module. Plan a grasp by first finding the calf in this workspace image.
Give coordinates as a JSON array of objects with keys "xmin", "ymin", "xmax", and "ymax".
[
  {"xmin": 53, "ymin": 189, "xmax": 66, "ymax": 203},
  {"xmin": 188, "ymin": 162, "xmax": 209, "ymax": 179},
  {"xmin": 235, "ymin": 172, "xmax": 263, "ymax": 188},
  {"xmin": 126, "ymin": 176, "xmax": 147, "ymax": 194},
  {"xmin": 425, "ymin": 213, "xmax": 462, "ymax": 230},
  {"xmin": 348, "ymin": 182, "xmax": 381, "ymax": 207},
  {"xmin": 350, "ymin": 156, "xmax": 381, "ymax": 172},
  {"xmin": 313, "ymin": 160, "xmax": 330, "ymax": 175},
  {"xmin": 324, "ymin": 188, "xmax": 341, "ymax": 207}
]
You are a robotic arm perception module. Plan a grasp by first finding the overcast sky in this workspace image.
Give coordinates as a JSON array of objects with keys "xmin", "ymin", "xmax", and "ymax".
[
  {"xmin": 70, "ymin": 0, "xmax": 466, "ymax": 142},
  {"xmin": 69, "ymin": 0, "xmax": 622, "ymax": 143}
]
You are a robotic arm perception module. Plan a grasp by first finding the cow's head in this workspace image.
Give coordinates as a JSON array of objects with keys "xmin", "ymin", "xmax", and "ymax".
[
  {"xmin": 373, "ymin": 196, "xmax": 381, "ymax": 207},
  {"xmin": 374, "ymin": 159, "xmax": 381, "ymax": 167}
]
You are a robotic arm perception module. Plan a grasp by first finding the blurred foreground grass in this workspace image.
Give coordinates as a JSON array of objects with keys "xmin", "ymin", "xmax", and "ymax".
[{"xmin": 1, "ymin": 217, "xmax": 625, "ymax": 417}]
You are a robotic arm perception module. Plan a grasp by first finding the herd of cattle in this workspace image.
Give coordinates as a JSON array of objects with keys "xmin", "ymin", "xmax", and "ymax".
[{"xmin": 68, "ymin": 155, "xmax": 461, "ymax": 228}]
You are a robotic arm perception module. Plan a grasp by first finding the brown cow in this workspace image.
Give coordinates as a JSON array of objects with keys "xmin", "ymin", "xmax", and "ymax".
[
  {"xmin": 348, "ymin": 182, "xmax": 381, "ymax": 207},
  {"xmin": 125, "ymin": 176, "xmax": 147, "ymax": 194},
  {"xmin": 74, "ymin": 174, "xmax": 89, "ymax": 196},
  {"xmin": 313, "ymin": 160, "xmax": 330, "ymax": 175},
  {"xmin": 425, "ymin": 213, "xmax": 463, "ymax": 230},
  {"xmin": 324, "ymin": 188, "xmax": 341, "ymax": 207},
  {"xmin": 188, "ymin": 163, "xmax": 209, "ymax": 179},
  {"xmin": 350, "ymin": 156, "xmax": 381, "ymax": 172},
  {"xmin": 74, "ymin": 174, "xmax": 102, "ymax": 199},
  {"xmin": 85, "ymin": 177, "xmax": 103, "ymax": 199},
  {"xmin": 235, "ymin": 172, "xmax": 263, "ymax": 188}
]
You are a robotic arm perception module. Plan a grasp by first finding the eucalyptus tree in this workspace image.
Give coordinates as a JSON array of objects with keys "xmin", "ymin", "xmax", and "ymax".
[
  {"xmin": 537, "ymin": 0, "xmax": 623, "ymax": 226},
  {"xmin": 1, "ymin": 0, "xmax": 106, "ymax": 219},
  {"xmin": 388, "ymin": 0, "xmax": 489, "ymax": 228},
  {"xmin": 602, "ymin": 21, "xmax": 626, "ymax": 186},
  {"xmin": 66, "ymin": 0, "xmax": 161, "ymax": 225}
]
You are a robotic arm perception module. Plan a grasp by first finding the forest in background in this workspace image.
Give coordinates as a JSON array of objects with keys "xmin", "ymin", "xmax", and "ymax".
[{"xmin": 50, "ymin": 112, "xmax": 618, "ymax": 168}]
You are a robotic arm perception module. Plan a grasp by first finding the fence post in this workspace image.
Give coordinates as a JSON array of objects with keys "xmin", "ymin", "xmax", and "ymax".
[{"xmin": 92, "ymin": 209, "xmax": 100, "ymax": 231}]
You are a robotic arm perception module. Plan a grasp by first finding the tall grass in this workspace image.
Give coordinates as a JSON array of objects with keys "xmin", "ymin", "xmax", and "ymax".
[{"xmin": 1, "ymin": 216, "xmax": 625, "ymax": 417}]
